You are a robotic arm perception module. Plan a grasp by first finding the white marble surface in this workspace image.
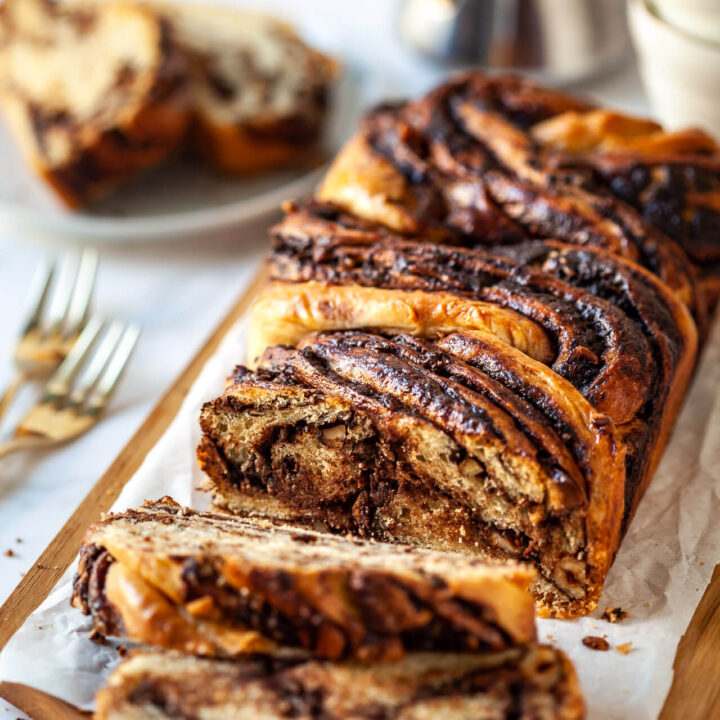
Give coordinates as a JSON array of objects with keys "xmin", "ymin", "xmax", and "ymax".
[{"xmin": 0, "ymin": 1, "xmax": 653, "ymax": 716}]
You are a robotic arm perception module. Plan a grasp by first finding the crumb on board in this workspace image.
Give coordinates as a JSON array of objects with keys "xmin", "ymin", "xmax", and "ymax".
[
  {"xmin": 117, "ymin": 645, "xmax": 127, "ymax": 657},
  {"xmin": 616, "ymin": 642, "xmax": 634, "ymax": 655},
  {"xmin": 601, "ymin": 607, "xmax": 628, "ymax": 623},
  {"xmin": 582, "ymin": 636, "xmax": 610, "ymax": 651}
]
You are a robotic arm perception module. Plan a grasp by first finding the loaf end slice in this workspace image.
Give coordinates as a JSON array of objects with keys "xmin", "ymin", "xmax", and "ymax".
[
  {"xmin": 95, "ymin": 646, "xmax": 585, "ymax": 720},
  {"xmin": 72, "ymin": 497, "xmax": 537, "ymax": 661}
]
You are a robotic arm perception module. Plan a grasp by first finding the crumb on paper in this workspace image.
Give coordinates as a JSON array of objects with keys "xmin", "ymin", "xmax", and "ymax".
[
  {"xmin": 4, "ymin": 548, "xmax": 14, "ymax": 557},
  {"xmin": 601, "ymin": 607, "xmax": 628, "ymax": 623},
  {"xmin": 582, "ymin": 636, "xmax": 610, "ymax": 651},
  {"xmin": 89, "ymin": 629, "xmax": 108, "ymax": 645},
  {"xmin": 546, "ymin": 634, "xmax": 554, "ymax": 640},
  {"xmin": 15, "ymin": 537, "xmax": 21, "ymax": 543},
  {"xmin": 617, "ymin": 642, "xmax": 634, "ymax": 655}
]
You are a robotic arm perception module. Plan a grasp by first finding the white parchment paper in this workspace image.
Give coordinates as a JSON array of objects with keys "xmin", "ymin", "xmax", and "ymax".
[{"xmin": 0, "ymin": 312, "xmax": 718, "ymax": 720}]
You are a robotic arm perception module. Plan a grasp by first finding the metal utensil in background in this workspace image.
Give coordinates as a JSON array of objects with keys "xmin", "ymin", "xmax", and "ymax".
[
  {"xmin": 0, "ymin": 248, "xmax": 98, "ymax": 421},
  {"xmin": 0, "ymin": 318, "xmax": 140, "ymax": 459},
  {"xmin": 398, "ymin": 0, "xmax": 630, "ymax": 85}
]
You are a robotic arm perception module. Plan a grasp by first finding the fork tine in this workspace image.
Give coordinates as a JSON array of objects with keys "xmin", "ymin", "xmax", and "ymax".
[
  {"xmin": 85, "ymin": 325, "xmax": 140, "ymax": 415},
  {"xmin": 44, "ymin": 317, "xmax": 104, "ymax": 401},
  {"xmin": 64, "ymin": 248, "xmax": 98, "ymax": 338},
  {"xmin": 44, "ymin": 253, "xmax": 78, "ymax": 337},
  {"xmin": 66, "ymin": 320, "xmax": 124, "ymax": 408},
  {"xmin": 20, "ymin": 259, "xmax": 55, "ymax": 336}
]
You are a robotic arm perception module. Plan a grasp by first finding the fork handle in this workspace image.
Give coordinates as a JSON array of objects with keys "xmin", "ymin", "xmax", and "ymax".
[
  {"xmin": 0, "ymin": 372, "xmax": 27, "ymax": 423},
  {"xmin": 0, "ymin": 434, "xmax": 53, "ymax": 460}
]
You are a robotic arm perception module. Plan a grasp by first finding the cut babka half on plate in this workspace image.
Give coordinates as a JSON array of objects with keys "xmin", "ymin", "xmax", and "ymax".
[
  {"xmin": 72, "ymin": 497, "xmax": 536, "ymax": 660},
  {"xmin": 198, "ymin": 330, "xmax": 626, "ymax": 618},
  {"xmin": 156, "ymin": 2, "xmax": 338, "ymax": 174},
  {"xmin": 95, "ymin": 646, "xmax": 585, "ymax": 720},
  {"xmin": 0, "ymin": 0, "xmax": 190, "ymax": 207},
  {"xmin": 256, "ymin": 201, "xmax": 697, "ymax": 532},
  {"xmin": 316, "ymin": 72, "xmax": 707, "ymax": 324}
]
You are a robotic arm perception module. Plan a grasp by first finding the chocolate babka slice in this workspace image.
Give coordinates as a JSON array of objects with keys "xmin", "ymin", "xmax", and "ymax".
[
  {"xmin": 158, "ymin": 3, "xmax": 337, "ymax": 174},
  {"xmin": 0, "ymin": 0, "xmax": 190, "ymax": 207},
  {"xmin": 257, "ymin": 201, "xmax": 697, "ymax": 530},
  {"xmin": 199, "ymin": 331, "xmax": 626, "ymax": 617},
  {"xmin": 72, "ymin": 498, "xmax": 537, "ymax": 660},
  {"xmin": 95, "ymin": 646, "xmax": 585, "ymax": 720},
  {"xmin": 317, "ymin": 72, "xmax": 705, "ymax": 322}
]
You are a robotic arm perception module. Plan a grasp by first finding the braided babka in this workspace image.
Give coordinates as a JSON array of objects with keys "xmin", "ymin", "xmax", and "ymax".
[
  {"xmin": 72, "ymin": 498, "xmax": 536, "ymax": 660},
  {"xmin": 318, "ymin": 73, "xmax": 715, "ymax": 321},
  {"xmin": 197, "ymin": 73, "xmax": 705, "ymax": 618},
  {"xmin": 253, "ymin": 201, "xmax": 697, "ymax": 527},
  {"xmin": 95, "ymin": 646, "xmax": 584, "ymax": 720}
]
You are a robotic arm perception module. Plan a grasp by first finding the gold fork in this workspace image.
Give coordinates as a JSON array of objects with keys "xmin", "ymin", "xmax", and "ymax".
[
  {"xmin": 0, "ymin": 249, "xmax": 99, "ymax": 421},
  {"xmin": 0, "ymin": 317, "xmax": 140, "ymax": 459}
]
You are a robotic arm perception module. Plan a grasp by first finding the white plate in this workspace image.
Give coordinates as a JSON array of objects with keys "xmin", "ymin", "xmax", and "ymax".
[{"xmin": 0, "ymin": 68, "xmax": 374, "ymax": 244}]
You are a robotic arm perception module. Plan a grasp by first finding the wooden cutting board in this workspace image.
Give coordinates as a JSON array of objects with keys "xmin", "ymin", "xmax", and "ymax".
[{"xmin": 0, "ymin": 266, "xmax": 717, "ymax": 720}]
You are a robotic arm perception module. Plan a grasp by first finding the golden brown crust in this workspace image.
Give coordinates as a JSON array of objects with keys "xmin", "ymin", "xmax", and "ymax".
[
  {"xmin": 318, "ymin": 134, "xmax": 432, "ymax": 235},
  {"xmin": 248, "ymin": 281, "xmax": 554, "ymax": 368}
]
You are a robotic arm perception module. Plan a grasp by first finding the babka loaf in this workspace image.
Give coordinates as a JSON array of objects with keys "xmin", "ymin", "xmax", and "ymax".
[
  {"xmin": 72, "ymin": 498, "xmax": 537, "ymax": 660},
  {"xmin": 199, "ymin": 329, "xmax": 626, "ymax": 618},
  {"xmin": 0, "ymin": 0, "xmax": 190, "ymax": 207},
  {"xmin": 157, "ymin": 3, "xmax": 337, "ymax": 174},
  {"xmin": 95, "ymin": 646, "xmax": 585, "ymax": 720},
  {"xmin": 252, "ymin": 201, "xmax": 697, "ymax": 529},
  {"xmin": 198, "ymin": 74, "xmax": 706, "ymax": 619},
  {"xmin": 317, "ymin": 72, "xmax": 711, "ymax": 322}
]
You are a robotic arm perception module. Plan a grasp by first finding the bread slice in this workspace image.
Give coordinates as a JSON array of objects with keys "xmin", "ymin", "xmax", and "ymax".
[
  {"xmin": 0, "ymin": 0, "xmax": 190, "ymax": 207},
  {"xmin": 157, "ymin": 3, "xmax": 337, "ymax": 174},
  {"xmin": 95, "ymin": 646, "xmax": 585, "ymax": 720},
  {"xmin": 71, "ymin": 498, "xmax": 537, "ymax": 661},
  {"xmin": 198, "ymin": 330, "xmax": 626, "ymax": 618}
]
